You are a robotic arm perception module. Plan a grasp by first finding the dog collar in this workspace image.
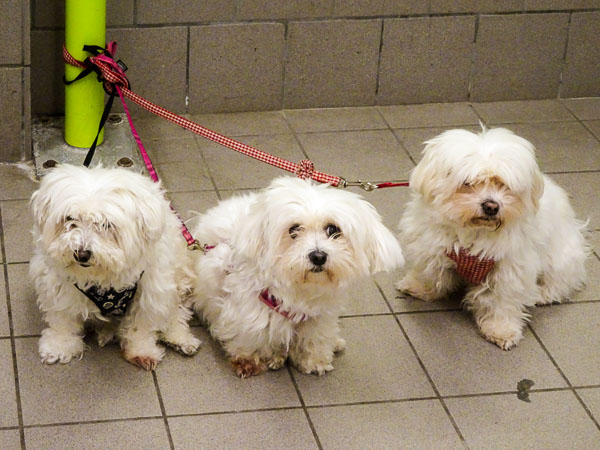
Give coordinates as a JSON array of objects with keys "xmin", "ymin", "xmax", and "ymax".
[
  {"xmin": 259, "ymin": 289, "xmax": 309, "ymax": 322},
  {"xmin": 74, "ymin": 273, "xmax": 143, "ymax": 317},
  {"xmin": 446, "ymin": 248, "xmax": 495, "ymax": 284}
]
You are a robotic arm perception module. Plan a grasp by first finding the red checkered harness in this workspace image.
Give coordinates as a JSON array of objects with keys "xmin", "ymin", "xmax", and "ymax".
[
  {"xmin": 446, "ymin": 248, "xmax": 495, "ymax": 284},
  {"xmin": 62, "ymin": 42, "xmax": 409, "ymax": 193}
]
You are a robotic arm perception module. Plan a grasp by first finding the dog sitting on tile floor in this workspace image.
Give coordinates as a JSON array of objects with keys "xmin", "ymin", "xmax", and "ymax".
[
  {"xmin": 30, "ymin": 164, "xmax": 201, "ymax": 370},
  {"xmin": 396, "ymin": 127, "xmax": 588, "ymax": 350},
  {"xmin": 186, "ymin": 176, "xmax": 404, "ymax": 377}
]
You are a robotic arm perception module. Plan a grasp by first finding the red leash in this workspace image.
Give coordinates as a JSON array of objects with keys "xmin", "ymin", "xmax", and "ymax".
[{"xmin": 63, "ymin": 42, "xmax": 409, "ymax": 192}]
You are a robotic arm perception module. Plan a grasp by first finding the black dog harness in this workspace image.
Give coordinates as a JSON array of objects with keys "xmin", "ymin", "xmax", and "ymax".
[{"xmin": 75, "ymin": 273, "xmax": 143, "ymax": 316}]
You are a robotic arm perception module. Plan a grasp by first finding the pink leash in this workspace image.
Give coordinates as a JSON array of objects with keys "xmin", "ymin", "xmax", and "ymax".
[{"xmin": 63, "ymin": 42, "xmax": 409, "ymax": 192}]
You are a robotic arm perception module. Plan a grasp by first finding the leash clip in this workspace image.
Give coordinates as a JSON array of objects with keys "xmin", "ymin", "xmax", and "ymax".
[
  {"xmin": 187, "ymin": 240, "xmax": 202, "ymax": 251},
  {"xmin": 339, "ymin": 178, "xmax": 379, "ymax": 191}
]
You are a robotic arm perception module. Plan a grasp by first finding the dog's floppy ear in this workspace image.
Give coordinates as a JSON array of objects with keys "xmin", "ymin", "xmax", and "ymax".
[
  {"xmin": 115, "ymin": 184, "xmax": 166, "ymax": 243},
  {"xmin": 409, "ymin": 148, "xmax": 446, "ymax": 202},
  {"xmin": 529, "ymin": 167, "xmax": 545, "ymax": 211},
  {"xmin": 355, "ymin": 200, "xmax": 405, "ymax": 274},
  {"xmin": 231, "ymin": 196, "xmax": 269, "ymax": 262}
]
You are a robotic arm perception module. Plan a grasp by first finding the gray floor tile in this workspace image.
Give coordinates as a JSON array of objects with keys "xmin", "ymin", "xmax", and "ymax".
[
  {"xmin": 0, "ymin": 274, "xmax": 8, "ymax": 337},
  {"xmin": 399, "ymin": 311, "xmax": 567, "ymax": 396},
  {"xmin": 551, "ymin": 172, "xmax": 600, "ymax": 230},
  {"xmin": 25, "ymin": 419, "xmax": 170, "ymax": 450},
  {"xmin": 590, "ymin": 231, "xmax": 600, "ymax": 254},
  {"xmin": 585, "ymin": 120, "xmax": 600, "ymax": 140},
  {"xmin": 530, "ymin": 303, "xmax": 600, "ymax": 386},
  {"xmin": 473, "ymin": 99, "xmax": 575, "ymax": 124},
  {"xmin": 294, "ymin": 315, "xmax": 434, "ymax": 406},
  {"xmin": 198, "ymin": 133, "xmax": 307, "ymax": 190},
  {"xmin": 144, "ymin": 137, "xmax": 202, "ymax": 165},
  {"xmin": 16, "ymin": 337, "xmax": 161, "ymax": 425},
  {"xmin": 379, "ymin": 103, "xmax": 480, "ymax": 129},
  {"xmin": 167, "ymin": 190, "xmax": 219, "ymax": 223},
  {"xmin": 446, "ymin": 391, "xmax": 600, "ymax": 449},
  {"xmin": 299, "ymin": 129, "xmax": 414, "ymax": 182},
  {"xmin": 7, "ymin": 264, "xmax": 44, "ymax": 336},
  {"xmin": 156, "ymin": 327, "xmax": 300, "ymax": 416},
  {"xmin": 375, "ymin": 271, "xmax": 462, "ymax": 313},
  {"xmin": 343, "ymin": 278, "xmax": 390, "ymax": 316},
  {"xmin": 169, "ymin": 410, "xmax": 317, "ymax": 449},
  {"xmin": 572, "ymin": 254, "xmax": 600, "ymax": 301},
  {"xmin": 364, "ymin": 181, "xmax": 414, "ymax": 232},
  {"xmin": 0, "ymin": 430, "xmax": 21, "ymax": 450},
  {"xmin": 0, "ymin": 340, "xmax": 18, "ymax": 427},
  {"xmin": 284, "ymin": 107, "xmax": 387, "ymax": 133},
  {"xmin": 507, "ymin": 122, "xmax": 600, "ymax": 172},
  {"xmin": 135, "ymin": 115, "xmax": 192, "ymax": 140},
  {"xmin": 188, "ymin": 111, "xmax": 291, "ymax": 137},
  {"xmin": 578, "ymin": 388, "xmax": 600, "ymax": 423},
  {"xmin": 562, "ymin": 98, "xmax": 600, "ymax": 120},
  {"xmin": 154, "ymin": 160, "xmax": 213, "ymax": 192},
  {"xmin": 309, "ymin": 401, "xmax": 463, "ymax": 450},
  {"xmin": 2, "ymin": 200, "xmax": 33, "ymax": 263},
  {"xmin": 0, "ymin": 164, "xmax": 38, "ymax": 201},
  {"xmin": 393, "ymin": 125, "xmax": 481, "ymax": 163}
]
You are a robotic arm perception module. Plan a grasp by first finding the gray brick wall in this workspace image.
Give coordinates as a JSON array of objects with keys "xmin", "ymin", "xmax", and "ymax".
[
  {"xmin": 3, "ymin": 0, "xmax": 599, "ymax": 161},
  {"xmin": 1, "ymin": 0, "xmax": 30, "ymax": 162}
]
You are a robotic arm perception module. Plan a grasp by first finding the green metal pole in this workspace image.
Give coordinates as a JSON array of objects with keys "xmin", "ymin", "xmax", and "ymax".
[{"xmin": 64, "ymin": 0, "xmax": 106, "ymax": 148}]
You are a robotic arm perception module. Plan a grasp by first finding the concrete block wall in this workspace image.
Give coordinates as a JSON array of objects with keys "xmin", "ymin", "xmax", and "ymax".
[
  {"xmin": 3, "ymin": 0, "xmax": 600, "ymax": 162},
  {"xmin": 1, "ymin": 0, "xmax": 30, "ymax": 162}
]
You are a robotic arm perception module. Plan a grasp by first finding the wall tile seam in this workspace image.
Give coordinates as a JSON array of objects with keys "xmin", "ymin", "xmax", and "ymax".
[
  {"xmin": 29, "ymin": 8, "xmax": 600, "ymax": 31},
  {"xmin": 557, "ymin": 12, "xmax": 574, "ymax": 98}
]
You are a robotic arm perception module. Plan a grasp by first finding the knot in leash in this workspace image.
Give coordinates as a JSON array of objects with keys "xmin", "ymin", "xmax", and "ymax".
[
  {"xmin": 63, "ymin": 42, "xmax": 130, "ymax": 94},
  {"xmin": 296, "ymin": 160, "xmax": 315, "ymax": 180}
]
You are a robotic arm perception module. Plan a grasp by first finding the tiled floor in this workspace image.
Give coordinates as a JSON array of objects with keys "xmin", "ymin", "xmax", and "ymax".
[{"xmin": 2, "ymin": 98, "xmax": 600, "ymax": 449}]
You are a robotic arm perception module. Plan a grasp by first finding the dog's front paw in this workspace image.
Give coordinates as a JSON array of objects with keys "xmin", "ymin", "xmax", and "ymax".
[
  {"xmin": 294, "ymin": 351, "xmax": 335, "ymax": 376},
  {"xmin": 395, "ymin": 274, "xmax": 438, "ymax": 302},
  {"xmin": 266, "ymin": 354, "xmax": 287, "ymax": 371},
  {"xmin": 478, "ymin": 318, "xmax": 524, "ymax": 351},
  {"xmin": 162, "ymin": 333, "xmax": 202, "ymax": 356},
  {"xmin": 231, "ymin": 357, "xmax": 267, "ymax": 378},
  {"xmin": 122, "ymin": 340, "xmax": 165, "ymax": 371},
  {"xmin": 39, "ymin": 330, "xmax": 86, "ymax": 365}
]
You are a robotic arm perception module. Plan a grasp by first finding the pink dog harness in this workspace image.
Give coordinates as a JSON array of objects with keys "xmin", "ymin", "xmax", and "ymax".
[
  {"xmin": 446, "ymin": 248, "xmax": 495, "ymax": 284},
  {"xmin": 259, "ymin": 289, "xmax": 309, "ymax": 322}
]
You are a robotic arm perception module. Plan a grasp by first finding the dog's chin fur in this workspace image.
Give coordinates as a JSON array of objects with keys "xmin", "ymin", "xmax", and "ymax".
[
  {"xmin": 30, "ymin": 164, "xmax": 201, "ymax": 369},
  {"xmin": 396, "ymin": 127, "xmax": 588, "ymax": 350},
  {"xmin": 187, "ymin": 176, "xmax": 404, "ymax": 377}
]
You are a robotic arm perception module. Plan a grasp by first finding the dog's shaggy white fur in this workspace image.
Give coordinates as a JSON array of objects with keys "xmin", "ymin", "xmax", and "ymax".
[
  {"xmin": 30, "ymin": 164, "xmax": 201, "ymax": 370},
  {"xmin": 187, "ymin": 177, "xmax": 404, "ymax": 377},
  {"xmin": 396, "ymin": 127, "xmax": 588, "ymax": 350}
]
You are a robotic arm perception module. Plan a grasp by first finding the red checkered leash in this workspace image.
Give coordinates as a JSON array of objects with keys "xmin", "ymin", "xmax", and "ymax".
[{"xmin": 63, "ymin": 42, "xmax": 409, "ymax": 193}]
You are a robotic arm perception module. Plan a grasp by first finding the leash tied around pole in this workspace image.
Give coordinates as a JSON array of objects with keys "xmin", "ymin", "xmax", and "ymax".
[{"xmin": 62, "ymin": 41, "xmax": 409, "ymax": 192}]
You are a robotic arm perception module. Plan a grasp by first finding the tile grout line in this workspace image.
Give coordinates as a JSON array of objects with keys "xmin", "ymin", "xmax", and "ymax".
[
  {"xmin": 527, "ymin": 323, "xmax": 600, "ymax": 431},
  {"xmin": 560, "ymin": 101, "xmax": 600, "ymax": 146},
  {"xmin": 373, "ymin": 281, "xmax": 470, "ymax": 449},
  {"xmin": 0, "ymin": 205, "xmax": 26, "ymax": 449},
  {"xmin": 285, "ymin": 365, "xmax": 324, "ymax": 450},
  {"xmin": 151, "ymin": 371, "xmax": 175, "ymax": 450},
  {"xmin": 280, "ymin": 111, "xmax": 312, "ymax": 161},
  {"xmin": 191, "ymin": 135, "xmax": 222, "ymax": 201},
  {"xmin": 375, "ymin": 107, "xmax": 417, "ymax": 166}
]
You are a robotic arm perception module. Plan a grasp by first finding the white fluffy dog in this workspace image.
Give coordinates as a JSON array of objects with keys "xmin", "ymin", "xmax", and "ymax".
[
  {"xmin": 30, "ymin": 164, "xmax": 201, "ymax": 370},
  {"xmin": 396, "ymin": 127, "xmax": 587, "ymax": 350},
  {"xmin": 187, "ymin": 177, "xmax": 404, "ymax": 377}
]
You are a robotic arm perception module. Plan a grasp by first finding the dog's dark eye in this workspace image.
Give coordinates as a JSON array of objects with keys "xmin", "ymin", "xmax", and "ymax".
[
  {"xmin": 65, "ymin": 216, "xmax": 77, "ymax": 229},
  {"xmin": 463, "ymin": 181, "xmax": 472, "ymax": 187},
  {"xmin": 325, "ymin": 224, "xmax": 341, "ymax": 239},
  {"xmin": 66, "ymin": 216, "xmax": 74, "ymax": 221},
  {"xmin": 289, "ymin": 224, "xmax": 302, "ymax": 239}
]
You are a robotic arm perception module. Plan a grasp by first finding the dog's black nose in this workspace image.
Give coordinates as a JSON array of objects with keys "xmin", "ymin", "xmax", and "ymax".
[
  {"xmin": 74, "ymin": 249, "xmax": 91, "ymax": 263},
  {"xmin": 482, "ymin": 200, "xmax": 500, "ymax": 216},
  {"xmin": 308, "ymin": 250, "xmax": 327, "ymax": 266}
]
